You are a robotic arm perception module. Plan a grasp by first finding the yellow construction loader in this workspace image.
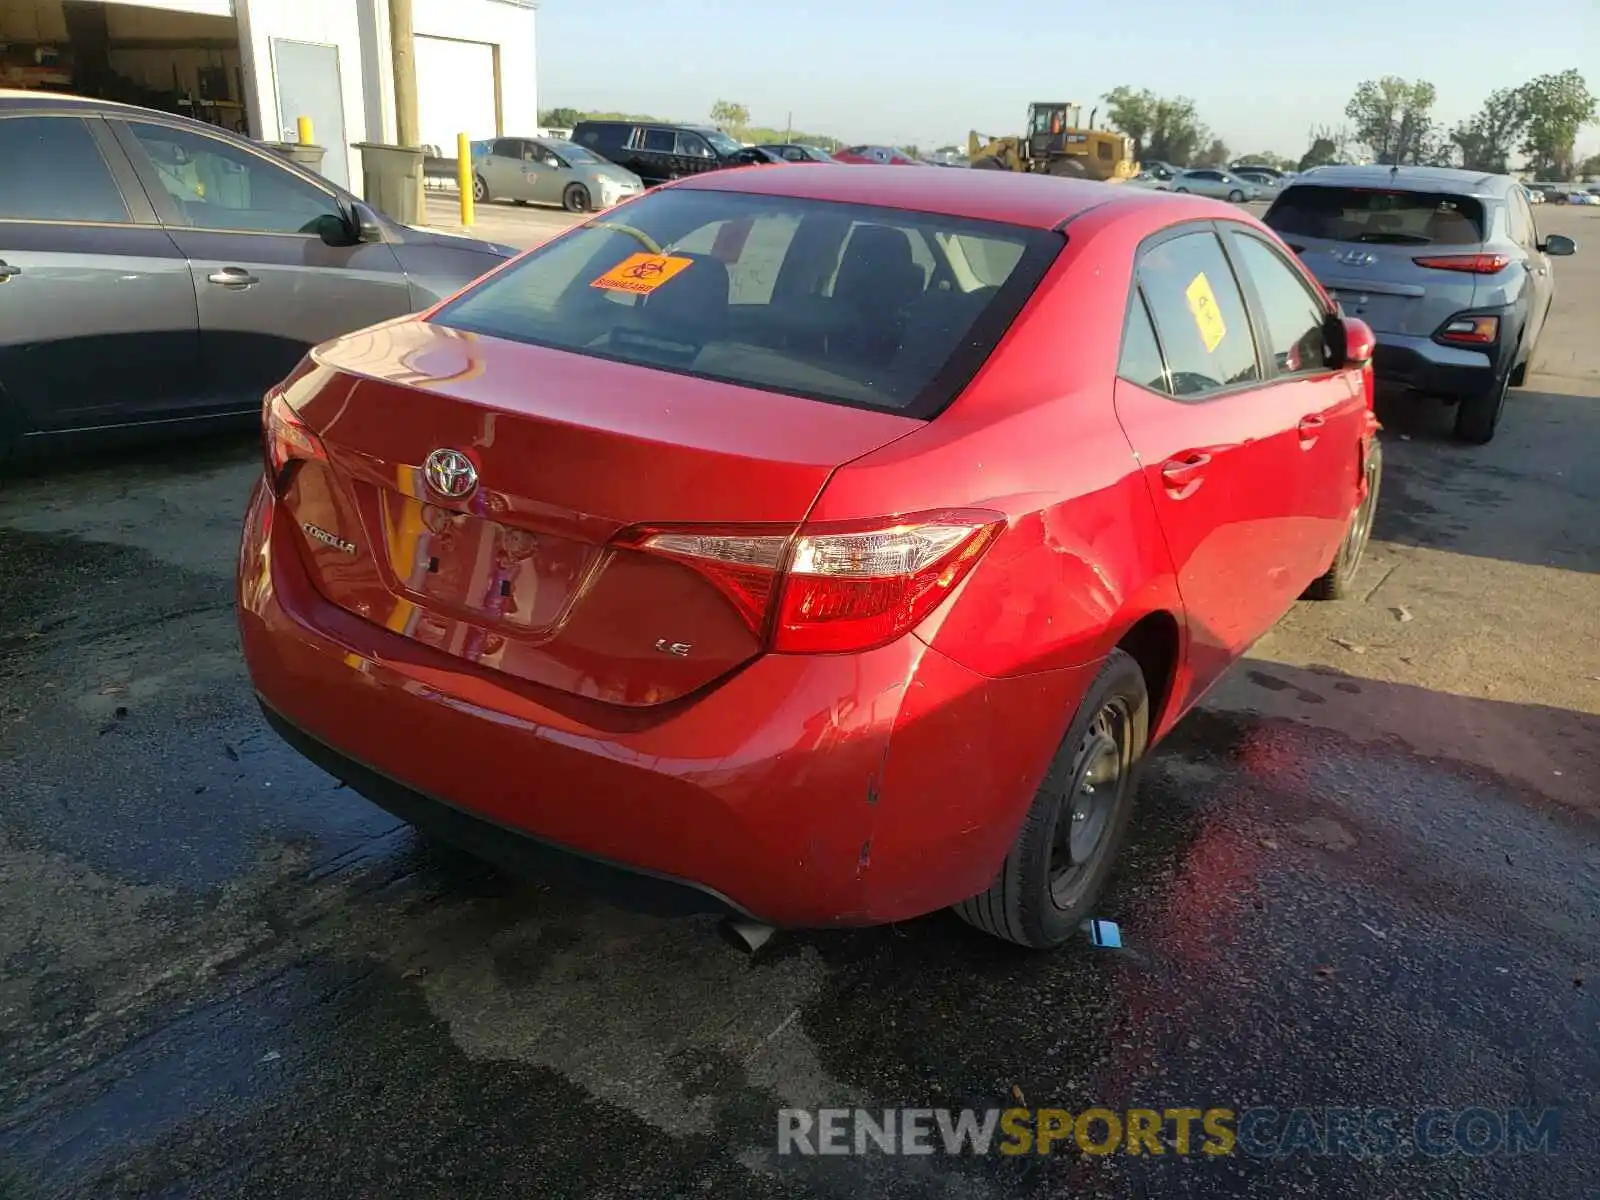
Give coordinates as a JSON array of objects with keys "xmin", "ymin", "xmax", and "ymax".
[{"xmin": 968, "ymin": 102, "xmax": 1138, "ymax": 181}]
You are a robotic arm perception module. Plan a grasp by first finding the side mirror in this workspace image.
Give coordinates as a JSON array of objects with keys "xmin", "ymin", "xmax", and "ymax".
[
  {"xmin": 1538, "ymin": 233, "xmax": 1576, "ymax": 257},
  {"xmin": 1327, "ymin": 313, "xmax": 1376, "ymax": 368},
  {"xmin": 313, "ymin": 212, "xmax": 356, "ymax": 246},
  {"xmin": 346, "ymin": 201, "xmax": 385, "ymax": 244}
]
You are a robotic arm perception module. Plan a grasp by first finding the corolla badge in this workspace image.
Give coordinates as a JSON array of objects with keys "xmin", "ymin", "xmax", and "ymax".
[{"xmin": 424, "ymin": 448, "xmax": 478, "ymax": 500}]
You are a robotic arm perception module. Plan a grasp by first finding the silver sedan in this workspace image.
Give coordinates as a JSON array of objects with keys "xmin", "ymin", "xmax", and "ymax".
[
  {"xmin": 472, "ymin": 136, "xmax": 644, "ymax": 213},
  {"xmin": 1167, "ymin": 168, "xmax": 1259, "ymax": 202}
]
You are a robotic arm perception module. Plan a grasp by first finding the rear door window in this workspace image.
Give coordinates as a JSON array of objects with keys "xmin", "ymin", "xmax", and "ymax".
[
  {"xmin": 640, "ymin": 129, "xmax": 676, "ymax": 154},
  {"xmin": 0, "ymin": 115, "xmax": 130, "ymax": 224},
  {"xmin": 1226, "ymin": 231, "xmax": 1332, "ymax": 376},
  {"xmin": 1136, "ymin": 229, "xmax": 1261, "ymax": 398},
  {"xmin": 430, "ymin": 188, "xmax": 1061, "ymax": 416},
  {"xmin": 1265, "ymin": 185, "xmax": 1485, "ymax": 246}
]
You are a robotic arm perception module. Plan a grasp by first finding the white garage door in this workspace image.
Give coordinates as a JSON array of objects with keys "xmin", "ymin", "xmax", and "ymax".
[{"xmin": 415, "ymin": 35, "xmax": 496, "ymax": 155}]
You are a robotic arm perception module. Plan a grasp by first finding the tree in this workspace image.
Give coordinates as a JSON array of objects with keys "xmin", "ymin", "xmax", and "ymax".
[
  {"xmin": 538, "ymin": 106, "xmax": 583, "ymax": 130},
  {"xmin": 1102, "ymin": 87, "xmax": 1209, "ymax": 166},
  {"xmin": 1344, "ymin": 76, "xmax": 1439, "ymax": 164},
  {"xmin": 1298, "ymin": 123, "xmax": 1345, "ymax": 171},
  {"xmin": 1102, "ymin": 86, "xmax": 1157, "ymax": 159},
  {"xmin": 709, "ymin": 99, "xmax": 751, "ymax": 137},
  {"xmin": 1449, "ymin": 87, "xmax": 1528, "ymax": 174},
  {"xmin": 1581, "ymin": 153, "xmax": 1600, "ymax": 179},
  {"xmin": 1236, "ymin": 151, "xmax": 1293, "ymax": 171},
  {"xmin": 1195, "ymin": 138, "xmax": 1231, "ymax": 167},
  {"xmin": 1516, "ymin": 69, "xmax": 1596, "ymax": 181}
]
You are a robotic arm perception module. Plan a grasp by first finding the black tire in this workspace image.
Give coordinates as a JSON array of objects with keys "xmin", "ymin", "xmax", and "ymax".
[
  {"xmin": 1227, "ymin": 189, "xmax": 1245, "ymax": 203},
  {"xmin": 1454, "ymin": 367, "xmax": 1511, "ymax": 444},
  {"xmin": 971, "ymin": 156, "xmax": 1007, "ymax": 171},
  {"xmin": 1306, "ymin": 440, "xmax": 1383, "ymax": 600},
  {"xmin": 472, "ymin": 174, "xmax": 489, "ymax": 203},
  {"xmin": 1174, "ymin": 186, "xmax": 1189, "ymax": 193},
  {"xmin": 1047, "ymin": 156, "xmax": 1088, "ymax": 178},
  {"xmin": 955, "ymin": 649, "xmax": 1149, "ymax": 949},
  {"xmin": 562, "ymin": 184, "xmax": 591, "ymax": 213}
]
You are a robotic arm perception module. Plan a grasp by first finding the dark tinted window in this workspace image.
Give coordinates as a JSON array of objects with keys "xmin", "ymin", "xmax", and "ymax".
[
  {"xmin": 1229, "ymin": 233, "xmax": 1330, "ymax": 375},
  {"xmin": 1265, "ymin": 185, "xmax": 1485, "ymax": 245},
  {"xmin": 1137, "ymin": 230, "xmax": 1260, "ymax": 398},
  {"xmin": 1118, "ymin": 291, "xmax": 1170, "ymax": 393},
  {"xmin": 431, "ymin": 188, "xmax": 1060, "ymax": 417},
  {"xmin": 126, "ymin": 122, "xmax": 342, "ymax": 234},
  {"xmin": 0, "ymin": 116, "xmax": 129, "ymax": 223},
  {"xmin": 575, "ymin": 124, "xmax": 628, "ymax": 151},
  {"xmin": 675, "ymin": 132, "xmax": 713, "ymax": 159},
  {"xmin": 641, "ymin": 128, "xmax": 676, "ymax": 153},
  {"xmin": 490, "ymin": 138, "xmax": 517, "ymax": 157}
]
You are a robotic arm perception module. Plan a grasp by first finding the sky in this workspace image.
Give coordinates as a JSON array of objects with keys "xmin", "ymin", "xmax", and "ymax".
[{"xmin": 535, "ymin": 0, "xmax": 1600, "ymax": 161}]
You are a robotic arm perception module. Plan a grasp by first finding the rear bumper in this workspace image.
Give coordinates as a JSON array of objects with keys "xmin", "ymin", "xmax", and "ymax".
[
  {"xmin": 238, "ymin": 478, "xmax": 1092, "ymax": 927},
  {"xmin": 1372, "ymin": 332, "xmax": 1504, "ymax": 400}
]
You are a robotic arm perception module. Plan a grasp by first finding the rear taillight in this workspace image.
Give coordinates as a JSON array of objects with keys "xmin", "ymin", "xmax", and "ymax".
[
  {"xmin": 1411, "ymin": 253, "xmax": 1510, "ymax": 274},
  {"xmin": 621, "ymin": 509, "xmax": 1005, "ymax": 655},
  {"xmin": 262, "ymin": 389, "xmax": 327, "ymax": 494},
  {"xmin": 1437, "ymin": 315, "xmax": 1500, "ymax": 346}
]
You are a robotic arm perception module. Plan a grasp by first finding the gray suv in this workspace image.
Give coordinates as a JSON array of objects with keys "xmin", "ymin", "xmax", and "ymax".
[
  {"xmin": 0, "ymin": 92, "xmax": 516, "ymax": 462},
  {"xmin": 1262, "ymin": 165, "xmax": 1575, "ymax": 442}
]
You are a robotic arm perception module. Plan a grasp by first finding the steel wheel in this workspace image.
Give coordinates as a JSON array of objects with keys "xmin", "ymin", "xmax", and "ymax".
[
  {"xmin": 472, "ymin": 174, "xmax": 488, "ymax": 203},
  {"xmin": 1049, "ymin": 698, "xmax": 1133, "ymax": 909}
]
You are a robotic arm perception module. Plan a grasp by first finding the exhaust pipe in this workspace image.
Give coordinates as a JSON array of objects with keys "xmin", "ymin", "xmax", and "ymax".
[{"xmin": 720, "ymin": 917, "xmax": 777, "ymax": 955}]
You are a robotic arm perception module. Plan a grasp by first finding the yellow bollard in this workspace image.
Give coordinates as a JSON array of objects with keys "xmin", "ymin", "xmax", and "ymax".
[
  {"xmin": 457, "ymin": 132, "xmax": 474, "ymax": 227},
  {"xmin": 296, "ymin": 115, "xmax": 313, "ymax": 145}
]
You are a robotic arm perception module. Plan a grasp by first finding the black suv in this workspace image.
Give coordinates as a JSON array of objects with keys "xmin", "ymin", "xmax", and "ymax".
[{"xmin": 569, "ymin": 120, "xmax": 768, "ymax": 187}]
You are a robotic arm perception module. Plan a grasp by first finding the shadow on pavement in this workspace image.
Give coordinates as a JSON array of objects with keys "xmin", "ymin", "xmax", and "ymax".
[{"xmin": 1372, "ymin": 383, "xmax": 1599, "ymax": 574}]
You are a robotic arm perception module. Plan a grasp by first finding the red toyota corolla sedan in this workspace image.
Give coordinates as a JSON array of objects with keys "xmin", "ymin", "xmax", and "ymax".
[{"xmin": 238, "ymin": 166, "xmax": 1381, "ymax": 949}]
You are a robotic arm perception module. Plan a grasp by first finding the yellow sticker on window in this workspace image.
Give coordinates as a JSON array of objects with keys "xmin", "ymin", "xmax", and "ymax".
[
  {"xmin": 1185, "ymin": 271, "xmax": 1227, "ymax": 353},
  {"xmin": 590, "ymin": 252, "xmax": 695, "ymax": 295}
]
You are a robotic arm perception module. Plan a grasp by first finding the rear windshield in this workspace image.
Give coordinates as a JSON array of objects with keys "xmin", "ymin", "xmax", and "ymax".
[
  {"xmin": 430, "ymin": 188, "xmax": 1060, "ymax": 417},
  {"xmin": 1264, "ymin": 185, "xmax": 1486, "ymax": 246}
]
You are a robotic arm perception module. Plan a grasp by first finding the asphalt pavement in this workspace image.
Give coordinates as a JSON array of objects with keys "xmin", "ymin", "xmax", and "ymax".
[{"xmin": 0, "ymin": 203, "xmax": 1596, "ymax": 1200}]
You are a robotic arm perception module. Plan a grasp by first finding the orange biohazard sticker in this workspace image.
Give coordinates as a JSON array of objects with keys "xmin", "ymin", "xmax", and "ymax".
[
  {"xmin": 590, "ymin": 252, "xmax": 695, "ymax": 295},
  {"xmin": 1185, "ymin": 271, "xmax": 1227, "ymax": 353}
]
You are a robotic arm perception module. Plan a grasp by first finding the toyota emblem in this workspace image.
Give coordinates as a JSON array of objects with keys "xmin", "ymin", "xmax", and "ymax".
[{"xmin": 423, "ymin": 448, "xmax": 478, "ymax": 500}]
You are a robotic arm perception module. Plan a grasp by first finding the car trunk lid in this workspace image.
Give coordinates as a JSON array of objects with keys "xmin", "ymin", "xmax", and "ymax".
[{"xmin": 278, "ymin": 319, "xmax": 920, "ymax": 707}]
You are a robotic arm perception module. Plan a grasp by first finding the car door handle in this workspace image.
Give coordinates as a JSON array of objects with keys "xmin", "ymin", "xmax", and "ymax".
[
  {"xmin": 1160, "ymin": 452, "xmax": 1211, "ymax": 497},
  {"xmin": 0, "ymin": 261, "xmax": 20, "ymax": 281},
  {"xmin": 1297, "ymin": 414, "xmax": 1326, "ymax": 445},
  {"xmin": 207, "ymin": 267, "xmax": 259, "ymax": 288}
]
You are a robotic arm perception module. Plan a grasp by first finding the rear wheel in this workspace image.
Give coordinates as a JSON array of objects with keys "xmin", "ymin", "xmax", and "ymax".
[
  {"xmin": 472, "ymin": 174, "xmax": 489, "ymax": 203},
  {"xmin": 562, "ymin": 183, "xmax": 592, "ymax": 213},
  {"xmin": 1454, "ymin": 366, "xmax": 1511, "ymax": 444},
  {"xmin": 955, "ymin": 649, "xmax": 1148, "ymax": 949},
  {"xmin": 1306, "ymin": 440, "xmax": 1383, "ymax": 600},
  {"xmin": 1174, "ymin": 186, "xmax": 1189, "ymax": 193},
  {"xmin": 1227, "ymin": 189, "xmax": 1245, "ymax": 202},
  {"xmin": 971, "ymin": 156, "xmax": 1007, "ymax": 171},
  {"xmin": 1046, "ymin": 156, "xmax": 1088, "ymax": 178}
]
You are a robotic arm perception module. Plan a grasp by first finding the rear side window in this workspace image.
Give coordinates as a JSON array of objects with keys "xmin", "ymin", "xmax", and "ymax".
[
  {"xmin": 0, "ymin": 115, "xmax": 129, "ymax": 224},
  {"xmin": 640, "ymin": 129, "xmax": 676, "ymax": 153},
  {"xmin": 1265, "ymin": 185, "xmax": 1485, "ymax": 246},
  {"xmin": 576, "ymin": 125, "xmax": 627, "ymax": 151},
  {"xmin": 1136, "ymin": 230, "xmax": 1260, "ymax": 398},
  {"xmin": 430, "ymin": 188, "xmax": 1061, "ymax": 417},
  {"xmin": 1118, "ymin": 293, "xmax": 1170, "ymax": 393}
]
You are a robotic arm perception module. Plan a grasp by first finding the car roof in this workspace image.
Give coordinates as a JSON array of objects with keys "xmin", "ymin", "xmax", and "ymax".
[
  {"xmin": 1287, "ymin": 163, "xmax": 1513, "ymax": 197},
  {"xmin": 0, "ymin": 87, "xmax": 137, "ymax": 112},
  {"xmin": 675, "ymin": 163, "xmax": 1214, "ymax": 229}
]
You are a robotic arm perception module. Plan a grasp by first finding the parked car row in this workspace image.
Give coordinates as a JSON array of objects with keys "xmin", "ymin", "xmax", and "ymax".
[{"xmin": 1129, "ymin": 165, "xmax": 1263, "ymax": 202}]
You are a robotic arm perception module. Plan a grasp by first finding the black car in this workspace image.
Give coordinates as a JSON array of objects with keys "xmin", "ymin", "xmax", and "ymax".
[
  {"xmin": 758, "ymin": 143, "xmax": 838, "ymax": 163},
  {"xmin": 569, "ymin": 120, "xmax": 769, "ymax": 187}
]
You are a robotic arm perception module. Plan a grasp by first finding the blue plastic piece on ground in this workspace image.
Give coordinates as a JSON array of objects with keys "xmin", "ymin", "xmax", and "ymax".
[{"xmin": 1083, "ymin": 919, "xmax": 1122, "ymax": 949}]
